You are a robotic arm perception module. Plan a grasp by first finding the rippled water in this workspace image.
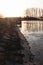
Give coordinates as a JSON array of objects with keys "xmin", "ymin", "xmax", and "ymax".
[{"xmin": 21, "ymin": 31, "xmax": 43, "ymax": 65}]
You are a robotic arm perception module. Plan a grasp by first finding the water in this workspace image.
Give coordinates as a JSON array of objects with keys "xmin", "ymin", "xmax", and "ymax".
[{"xmin": 21, "ymin": 31, "xmax": 43, "ymax": 65}]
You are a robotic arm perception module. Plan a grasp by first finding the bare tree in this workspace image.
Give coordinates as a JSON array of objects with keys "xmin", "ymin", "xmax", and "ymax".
[{"xmin": 24, "ymin": 8, "xmax": 31, "ymax": 17}]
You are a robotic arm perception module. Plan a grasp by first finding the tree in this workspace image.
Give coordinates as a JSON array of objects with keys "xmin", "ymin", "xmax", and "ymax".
[{"xmin": 24, "ymin": 8, "xmax": 31, "ymax": 17}]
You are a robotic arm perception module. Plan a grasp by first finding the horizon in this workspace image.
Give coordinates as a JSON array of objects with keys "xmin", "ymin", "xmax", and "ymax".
[{"xmin": 0, "ymin": 0, "xmax": 43, "ymax": 17}]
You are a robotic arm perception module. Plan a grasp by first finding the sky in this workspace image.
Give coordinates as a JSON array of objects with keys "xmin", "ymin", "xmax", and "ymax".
[{"xmin": 0, "ymin": 0, "xmax": 43, "ymax": 17}]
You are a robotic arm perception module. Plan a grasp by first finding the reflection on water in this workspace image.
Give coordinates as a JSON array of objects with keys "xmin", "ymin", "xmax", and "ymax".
[
  {"xmin": 22, "ymin": 21, "xmax": 43, "ymax": 32},
  {"xmin": 21, "ymin": 31, "xmax": 43, "ymax": 65}
]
